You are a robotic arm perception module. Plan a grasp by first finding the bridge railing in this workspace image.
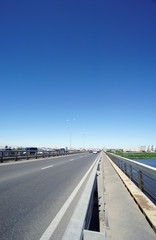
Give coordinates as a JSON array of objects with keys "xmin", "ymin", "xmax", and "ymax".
[
  {"xmin": 106, "ymin": 152, "xmax": 156, "ymax": 204},
  {"xmin": 0, "ymin": 149, "xmax": 83, "ymax": 163}
]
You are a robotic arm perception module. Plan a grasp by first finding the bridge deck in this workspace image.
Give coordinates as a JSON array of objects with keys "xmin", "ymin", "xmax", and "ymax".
[{"xmin": 102, "ymin": 153, "xmax": 156, "ymax": 240}]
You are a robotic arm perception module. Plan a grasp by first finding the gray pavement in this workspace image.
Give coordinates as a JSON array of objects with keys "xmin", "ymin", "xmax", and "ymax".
[
  {"xmin": 103, "ymin": 153, "xmax": 156, "ymax": 240},
  {"xmin": 0, "ymin": 153, "xmax": 97, "ymax": 240}
]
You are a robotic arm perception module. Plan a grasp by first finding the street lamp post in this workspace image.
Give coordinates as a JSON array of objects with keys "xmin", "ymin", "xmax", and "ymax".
[{"xmin": 66, "ymin": 119, "xmax": 76, "ymax": 150}]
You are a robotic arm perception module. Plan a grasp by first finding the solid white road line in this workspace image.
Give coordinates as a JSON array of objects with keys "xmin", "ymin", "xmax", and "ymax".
[
  {"xmin": 39, "ymin": 158, "xmax": 97, "ymax": 240},
  {"xmin": 41, "ymin": 165, "xmax": 54, "ymax": 170}
]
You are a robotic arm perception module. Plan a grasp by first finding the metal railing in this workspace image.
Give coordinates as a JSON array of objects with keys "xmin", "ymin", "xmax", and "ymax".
[
  {"xmin": 62, "ymin": 153, "xmax": 104, "ymax": 240},
  {"xmin": 0, "ymin": 149, "xmax": 83, "ymax": 163},
  {"xmin": 106, "ymin": 152, "xmax": 156, "ymax": 204}
]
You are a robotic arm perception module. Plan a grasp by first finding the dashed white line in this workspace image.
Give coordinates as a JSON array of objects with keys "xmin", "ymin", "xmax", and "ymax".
[
  {"xmin": 69, "ymin": 159, "xmax": 74, "ymax": 162},
  {"xmin": 41, "ymin": 165, "xmax": 54, "ymax": 170}
]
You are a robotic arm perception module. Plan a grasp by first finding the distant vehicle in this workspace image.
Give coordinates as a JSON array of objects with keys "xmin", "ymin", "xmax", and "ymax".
[
  {"xmin": 0, "ymin": 148, "xmax": 12, "ymax": 151},
  {"xmin": 93, "ymin": 151, "xmax": 97, "ymax": 154},
  {"xmin": 89, "ymin": 150, "xmax": 93, "ymax": 153},
  {"xmin": 54, "ymin": 148, "xmax": 66, "ymax": 154},
  {"xmin": 37, "ymin": 150, "xmax": 44, "ymax": 155},
  {"xmin": 59, "ymin": 148, "xmax": 66, "ymax": 152},
  {"xmin": 23, "ymin": 147, "xmax": 38, "ymax": 155},
  {"xmin": 0, "ymin": 148, "xmax": 14, "ymax": 156}
]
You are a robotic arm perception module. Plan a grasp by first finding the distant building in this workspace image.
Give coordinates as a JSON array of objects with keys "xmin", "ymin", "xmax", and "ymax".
[
  {"xmin": 148, "ymin": 146, "xmax": 152, "ymax": 152},
  {"xmin": 123, "ymin": 147, "xmax": 140, "ymax": 152},
  {"xmin": 139, "ymin": 146, "xmax": 148, "ymax": 152},
  {"xmin": 0, "ymin": 146, "xmax": 5, "ymax": 149},
  {"xmin": 123, "ymin": 145, "xmax": 155, "ymax": 153}
]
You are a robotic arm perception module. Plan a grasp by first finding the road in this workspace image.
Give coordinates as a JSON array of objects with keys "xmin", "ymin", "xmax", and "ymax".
[{"xmin": 0, "ymin": 153, "xmax": 97, "ymax": 240}]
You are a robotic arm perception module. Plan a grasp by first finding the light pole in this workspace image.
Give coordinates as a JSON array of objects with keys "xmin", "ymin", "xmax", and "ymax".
[
  {"xmin": 83, "ymin": 132, "xmax": 85, "ymax": 150},
  {"xmin": 66, "ymin": 119, "xmax": 76, "ymax": 150}
]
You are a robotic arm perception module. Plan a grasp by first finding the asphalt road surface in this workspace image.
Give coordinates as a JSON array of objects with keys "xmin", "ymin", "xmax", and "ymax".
[{"xmin": 0, "ymin": 153, "xmax": 98, "ymax": 240}]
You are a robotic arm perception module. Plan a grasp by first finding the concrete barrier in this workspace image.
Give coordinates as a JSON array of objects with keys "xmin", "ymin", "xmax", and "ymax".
[{"xmin": 62, "ymin": 153, "xmax": 105, "ymax": 240}]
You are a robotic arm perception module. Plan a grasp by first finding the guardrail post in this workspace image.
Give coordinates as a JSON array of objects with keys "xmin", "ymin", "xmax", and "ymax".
[
  {"xmin": 1, "ymin": 152, "xmax": 3, "ymax": 163},
  {"xmin": 15, "ymin": 151, "xmax": 18, "ymax": 161},
  {"xmin": 129, "ymin": 166, "xmax": 133, "ymax": 180},
  {"xmin": 119, "ymin": 160, "xmax": 121, "ymax": 169},
  {"xmin": 117, "ymin": 159, "xmax": 120, "ymax": 167},
  {"xmin": 124, "ymin": 163, "xmax": 127, "ymax": 175},
  {"xmin": 138, "ymin": 170, "xmax": 144, "ymax": 191},
  {"xmin": 120, "ymin": 161, "xmax": 123, "ymax": 171}
]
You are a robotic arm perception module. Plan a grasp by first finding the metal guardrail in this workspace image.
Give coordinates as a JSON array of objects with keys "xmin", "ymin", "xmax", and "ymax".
[
  {"xmin": 62, "ymin": 153, "xmax": 105, "ymax": 240},
  {"xmin": 0, "ymin": 150, "xmax": 82, "ymax": 163},
  {"xmin": 106, "ymin": 152, "xmax": 156, "ymax": 204}
]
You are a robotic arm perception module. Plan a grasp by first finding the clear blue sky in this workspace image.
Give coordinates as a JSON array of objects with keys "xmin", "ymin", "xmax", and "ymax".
[{"xmin": 0, "ymin": 0, "xmax": 156, "ymax": 149}]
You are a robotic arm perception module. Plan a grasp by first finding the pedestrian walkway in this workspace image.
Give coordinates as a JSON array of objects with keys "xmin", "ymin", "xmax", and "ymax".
[{"xmin": 102, "ymin": 153, "xmax": 156, "ymax": 240}]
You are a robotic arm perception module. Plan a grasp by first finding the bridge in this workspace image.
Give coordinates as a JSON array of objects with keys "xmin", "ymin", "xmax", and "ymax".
[{"xmin": 0, "ymin": 150, "xmax": 155, "ymax": 239}]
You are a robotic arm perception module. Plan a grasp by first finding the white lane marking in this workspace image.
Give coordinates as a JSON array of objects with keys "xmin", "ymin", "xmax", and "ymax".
[
  {"xmin": 41, "ymin": 165, "xmax": 54, "ymax": 170},
  {"xmin": 69, "ymin": 159, "xmax": 74, "ymax": 162},
  {"xmin": 39, "ymin": 158, "xmax": 97, "ymax": 240}
]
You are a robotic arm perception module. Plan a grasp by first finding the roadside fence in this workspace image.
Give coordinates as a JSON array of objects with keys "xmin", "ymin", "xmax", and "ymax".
[
  {"xmin": 0, "ymin": 149, "xmax": 82, "ymax": 163},
  {"xmin": 106, "ymin": 152, "xmax": 156, "ymax": 204}
]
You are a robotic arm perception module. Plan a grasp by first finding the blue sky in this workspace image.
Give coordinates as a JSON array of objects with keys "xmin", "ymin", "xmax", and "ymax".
[{"xmin": 0, "ymin": 0, "xmax": 156, "ymax": 149}]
